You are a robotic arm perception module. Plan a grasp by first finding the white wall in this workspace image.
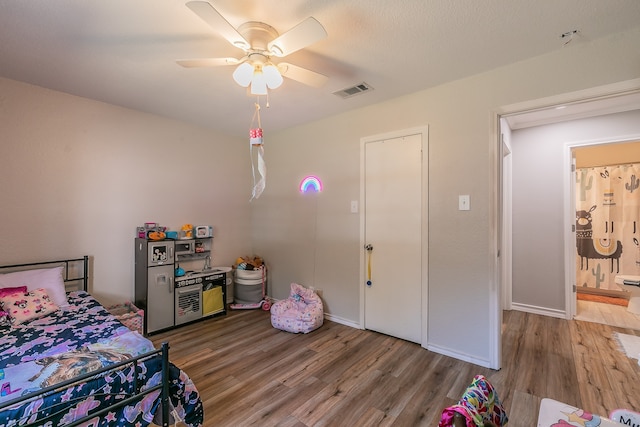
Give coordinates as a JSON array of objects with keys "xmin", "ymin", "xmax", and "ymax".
[
  {"xmin": 252, "ymin": 26, "xmax": 640, "ymax": 366},
  {"xmin": 511, "ymin": 109, "xmax": 640, "ymax": 314},
  {"xmin": 0, "ymin": 77, "xmax": 253, "ymax": 306}
]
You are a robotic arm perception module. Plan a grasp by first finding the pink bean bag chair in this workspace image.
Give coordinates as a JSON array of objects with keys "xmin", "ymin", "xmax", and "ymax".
[{"xmin": 270, "ymin": 283, "xmax": 324, "ymax": 333}]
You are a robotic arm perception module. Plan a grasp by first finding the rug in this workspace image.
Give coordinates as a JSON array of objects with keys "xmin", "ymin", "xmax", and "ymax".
[
  {"xmin": 577, "ymin": 293, "xmax": 629, "ymax": 307},
  {"xmin": 613, "ymin": 332, "xmax": 640, "ymax": 364}
]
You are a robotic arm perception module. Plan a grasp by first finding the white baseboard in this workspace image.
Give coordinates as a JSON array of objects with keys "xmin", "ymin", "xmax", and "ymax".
[
  {"xmin": 324, "ymin": 313, "xmax": 362, "ymax": 329},
  {"xmin": 426, "ymin": 343, "xmax": 492, "ymax": 369},
  {"xmin": 322, "ymin": 313, "xmax": 492, "ymax": 368},
  {"xmin": 510, "ymin": 302, "xmax": 567, "ymax": 319}
]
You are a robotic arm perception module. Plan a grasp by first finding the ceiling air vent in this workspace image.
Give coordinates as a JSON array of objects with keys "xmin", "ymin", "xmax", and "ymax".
[{"xmin": 333, "ymin": 82, "xmax": 373, "ymax": 99}]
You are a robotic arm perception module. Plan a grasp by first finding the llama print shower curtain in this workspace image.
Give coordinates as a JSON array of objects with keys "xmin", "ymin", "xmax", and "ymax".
[{"xmin": 576, "ymin": 163, "xmax": 640, "ymax": 291}]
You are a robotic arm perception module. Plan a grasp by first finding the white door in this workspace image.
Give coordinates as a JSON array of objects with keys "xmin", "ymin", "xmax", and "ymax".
[{"xmin": 363, "ymin": 133, "xmax": 423, "ymax": 343}]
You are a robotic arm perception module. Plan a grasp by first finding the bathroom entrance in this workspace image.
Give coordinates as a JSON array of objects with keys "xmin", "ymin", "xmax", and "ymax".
[{"xmin": 572, "ymin": 142, "xmax": 640, "ymax": 329}]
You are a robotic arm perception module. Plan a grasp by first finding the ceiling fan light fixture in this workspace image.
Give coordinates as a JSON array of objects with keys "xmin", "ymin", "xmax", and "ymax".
[
  {"xmin": 263, "ymin": 64, "xmax": 283, "ymax": 89},
  {"xmin": 250, "ymin": 69, "xmax": 268, "ymax": 95},
  {"xmin": 232, "ymin": 62, "xmax": 254, "ymax": 87},
  {"xmin": 182, "ymin": 4, "xmax": 329, "ymax": 93}
]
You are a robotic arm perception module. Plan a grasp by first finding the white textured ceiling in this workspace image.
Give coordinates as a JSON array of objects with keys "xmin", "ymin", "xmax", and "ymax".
[{"xmin": 1, "ymin": 1, "xmax": 639, "ymax": 137}]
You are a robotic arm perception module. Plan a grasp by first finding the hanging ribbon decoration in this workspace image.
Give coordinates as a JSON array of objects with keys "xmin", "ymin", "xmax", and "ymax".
[{"xmin": 249, "ymin": 102, "xmax": 266, "ymax": 200}]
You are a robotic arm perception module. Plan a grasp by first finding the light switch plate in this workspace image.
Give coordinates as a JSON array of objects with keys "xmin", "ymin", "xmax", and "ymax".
[
  {"xmin": 351, "ymin": 200, "xmax": 359, "ymax": 213},
  {"xmin": 459, "ymin": 195, "xmax": 470, "ymax": 211}
]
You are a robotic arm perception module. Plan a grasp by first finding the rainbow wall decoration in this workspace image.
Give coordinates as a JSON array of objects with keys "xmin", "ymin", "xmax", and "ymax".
[{"xmin": 300, "ymin": 175, "xmax": 323, "ymax": 193}]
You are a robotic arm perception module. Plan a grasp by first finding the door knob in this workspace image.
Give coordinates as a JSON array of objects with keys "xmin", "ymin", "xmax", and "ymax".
[{"xmin": 365, "ymin": 244, "xmax": 373, "ymax": 251}]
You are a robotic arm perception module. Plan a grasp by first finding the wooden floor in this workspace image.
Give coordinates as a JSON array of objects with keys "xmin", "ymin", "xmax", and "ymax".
[{"xmin": 151, "ymin": 308, "xmax": 640, "ymax": 427}]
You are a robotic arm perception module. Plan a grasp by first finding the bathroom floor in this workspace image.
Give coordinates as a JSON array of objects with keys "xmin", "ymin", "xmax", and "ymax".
[{"xmin": 575, "ymin": 299, "xmax": 640, "ymax": 330}]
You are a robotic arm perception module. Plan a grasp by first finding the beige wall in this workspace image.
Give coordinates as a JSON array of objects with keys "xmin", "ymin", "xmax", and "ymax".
[
  {"xmin": 253, "ymin": 26, "xmax": 640, "ymax": 366},
  {"xmin": 0, "ymin": 77, "xmax": 253, "ymax": 306},
  {"xmin": 1, "ymin": 24, "xmax": 639, "ymax": 367}
]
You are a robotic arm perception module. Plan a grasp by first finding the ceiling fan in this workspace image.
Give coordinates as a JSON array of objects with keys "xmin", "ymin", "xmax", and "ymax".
[{"xmin": 178, "ymin": 1, "xmax": 329, "ymax": 94}]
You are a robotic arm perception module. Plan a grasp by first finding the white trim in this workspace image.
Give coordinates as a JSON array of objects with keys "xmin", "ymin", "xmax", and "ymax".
[
  {"xmin": 489, "ymin": 114, "xmax": 502, "ymax": 370},
  {"xmin": 562, "ymin": 145, "xmax": 575, "ymax": 320},
  {"xmin": 359, "ymin": 126, "xmax": 429, "ymax": 346},
  {"xmin": 426, "ymin": 343, "xmax": 492, "ymax": 369},
  {"xmin": 511, "ymin": 302, "xmax": 567, "ymax": 319},
  {"xmin": 501, "ymin": 124, "xmax": 513, "ymax": 312},
  {"xmin": 497, "ymin": 78, "xmax": 640, "ymax": 119},
  {"xmin": 324, "ymin": 313, "xmax": 362, "ymax": 329},
  {"xmin": 567, "ymin": 155, "xmax": 577, "ymax": 319}
]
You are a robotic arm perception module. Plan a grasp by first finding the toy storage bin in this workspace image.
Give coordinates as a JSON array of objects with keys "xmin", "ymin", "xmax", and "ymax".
[
  {"xmin": 107, "ymin": 301, "xmax": 144, "ymax": 334},
  {"xmin": 235, "ymin": 269, "xmax": 264, "ymax": 280},
  {"xmin": 234, "ymin": 277, "xmax": 264, "ymax": 304},
  {"xmin": 234, "ymin": 266, "xmax": 266, "ymax": 304}
]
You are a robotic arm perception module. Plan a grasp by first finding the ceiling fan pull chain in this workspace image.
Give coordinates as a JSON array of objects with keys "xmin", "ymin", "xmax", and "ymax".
[
  {"xmin": 250, "ymin": 101, "xmax": 261, "ymax": 129},
  {"xmin": 256, "ymin": 101, "xmax": 262, "ymax": 129}
]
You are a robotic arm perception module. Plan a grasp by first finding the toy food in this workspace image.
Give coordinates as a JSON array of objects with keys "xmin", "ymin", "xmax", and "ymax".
[
  {"xmin": 181, "ymin": 224, "xmax": 193, "ymax": 239},
  {"xmin": 148, "ymin": 231, "xmax": 166, "ymax": 241}
]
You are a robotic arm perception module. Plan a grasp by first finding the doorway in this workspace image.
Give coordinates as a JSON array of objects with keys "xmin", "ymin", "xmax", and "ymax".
[
  {"xmin": 498, "ymin": 83, "xmax": 640, "ymax": 330},
  {"xmin": 571, "ymin": 141, "xmax": 640, "ymax": 329},
  {"xmin": 359, "ymin": 127, "xmax": 428, "ymax": 345}
]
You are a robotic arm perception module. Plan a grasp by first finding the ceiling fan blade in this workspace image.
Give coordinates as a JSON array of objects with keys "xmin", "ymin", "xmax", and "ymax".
[
  {"xmin": 268, "ymin": 17, "xmax": 327, "ymax": 57},
  {"xmin": 177, "ymin": 57, "xmax": 241, "ymax": 68},
  {"xmin": 186, "ymin": 1, "xmax": 250, "ymax": 51},
  {"xmin": 278, "ymin": 63, "xmax": 328, "ymax": 88}
]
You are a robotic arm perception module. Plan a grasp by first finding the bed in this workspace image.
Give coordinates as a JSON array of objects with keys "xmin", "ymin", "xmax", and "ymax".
[{"xmin": 0, "ymin": 256, "xmax": 204, "ymax": 427}]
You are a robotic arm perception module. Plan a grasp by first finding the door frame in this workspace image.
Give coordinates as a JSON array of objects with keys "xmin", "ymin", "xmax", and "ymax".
[
  {"xmin": 500, "ymin": 125, "xmax": 513, "ymax": 312},
  {"xmin": 359, "ymin": 126, "xmax": 429, "ymax": 347},
  {"xmin": 563, "ymin": 135, "xmax": 640, "ymax": 318}
]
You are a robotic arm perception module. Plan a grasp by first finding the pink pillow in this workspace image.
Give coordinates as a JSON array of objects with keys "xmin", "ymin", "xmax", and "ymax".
[
  {"xmin": 0, "ymin": 288, "xmax": 59, "ymax": 325},
  {"xmin": 0, "ymin": 266, "xmax": 68, "ymax": 306},
  {"xmin": 0, "ymin": 286, "xmax": 27, "ymax": 298}
]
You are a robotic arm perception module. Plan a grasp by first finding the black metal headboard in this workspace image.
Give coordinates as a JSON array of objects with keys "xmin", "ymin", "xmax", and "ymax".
[{"xmin": 0, "ymin": 256, "xmax": 89, "ymax": 292}]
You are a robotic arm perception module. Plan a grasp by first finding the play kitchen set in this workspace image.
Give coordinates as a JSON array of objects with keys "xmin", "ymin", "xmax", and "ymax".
[{"xmin": 134, "ymin": 222, "xmax": 232, "ymax": 335}]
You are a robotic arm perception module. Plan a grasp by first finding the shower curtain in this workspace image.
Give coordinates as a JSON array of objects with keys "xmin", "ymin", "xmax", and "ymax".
[{"xmin": 576, "ymin": 163, "xmax": 640, "ymax": 291}]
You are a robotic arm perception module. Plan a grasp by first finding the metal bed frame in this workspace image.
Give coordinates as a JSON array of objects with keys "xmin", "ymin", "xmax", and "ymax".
[{"xmin": 0, "ymin": 256, "xmax": 171, "ymax": 427}]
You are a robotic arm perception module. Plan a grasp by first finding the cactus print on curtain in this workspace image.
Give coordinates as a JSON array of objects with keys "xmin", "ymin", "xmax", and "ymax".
[{"xmin": 576, "ymin": 163, "xmax": 640, "ymax": 291}]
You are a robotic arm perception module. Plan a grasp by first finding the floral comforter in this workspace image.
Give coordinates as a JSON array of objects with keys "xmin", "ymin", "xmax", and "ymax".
[{"xmin": 0, "ymin": 291, "xmax": 203, "ymax": 426}]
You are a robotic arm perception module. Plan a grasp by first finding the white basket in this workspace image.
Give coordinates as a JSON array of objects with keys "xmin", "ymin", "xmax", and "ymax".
[
  {"xmin": 235, "ymin": 277, "xmax": 263, "ymax": 286},
  {"xmin": 235, "ymin": 268, "xmax": 264, "ymax": 280}
]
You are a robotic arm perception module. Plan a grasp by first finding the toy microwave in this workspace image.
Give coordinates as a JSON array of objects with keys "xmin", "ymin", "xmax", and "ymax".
[{"xmin": 195, "ymin": 225, "xmax": 213, "ymax": 238}]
